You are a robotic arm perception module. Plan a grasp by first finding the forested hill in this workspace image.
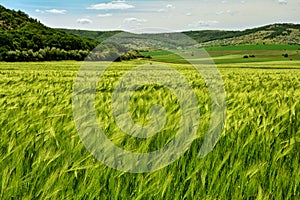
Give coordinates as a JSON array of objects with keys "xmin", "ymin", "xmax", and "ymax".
[
  {"xmin": 58, "ymin": 29, "xmax": 123, "ymax": 43},
  {"xmin": 184, "ymin": 23, "xmax": 300, "ymax": 46},
  {"xmin": 0, "ymin": 5, "xmax": 98, "ymax": 61},
  {"xmin": 60, "ymin": 23, "xmax": 300, "ymax": 47}
]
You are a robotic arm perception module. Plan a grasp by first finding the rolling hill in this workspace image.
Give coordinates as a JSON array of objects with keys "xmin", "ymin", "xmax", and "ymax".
[
  {"xmin": 192, "ymin": 23, "xmax": 300, "ymax": 46},
  {"xmin": 0, "ymin": 5, "xmax": 98, "ymax": 61},
  {"xmin": 0, "ymin": 5, "xmax": 148, "ymax": 62},
  {"xmin": 58, "ymin": 29, "xmax": 123, "ymax": 43},
  {"xmin": 59, "ymin": 23, "xmax": 300, "ymax": 47}
]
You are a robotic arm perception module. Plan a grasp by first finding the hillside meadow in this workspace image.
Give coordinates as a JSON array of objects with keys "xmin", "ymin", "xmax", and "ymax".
[
  {"xmin": 141, "ymin": 45, "xmax": 300, "ymax": 64},
  {"xmin": 0, "ymin": 60, "xmax": 299, "ymax": 199}
]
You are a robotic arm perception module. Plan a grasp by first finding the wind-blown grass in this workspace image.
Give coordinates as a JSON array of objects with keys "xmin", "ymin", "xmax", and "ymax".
[{"xmin": 0, "ymin": 61, "xmax": 299, "ymax": 199}]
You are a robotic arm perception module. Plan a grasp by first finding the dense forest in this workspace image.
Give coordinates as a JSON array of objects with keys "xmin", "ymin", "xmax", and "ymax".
[
  {"xmin": 0, "ymin": 5, "xmax": 147, "ymax": 62},
  {"xmin": 0, "ymin": 5, "xmax": 100, "ymax": 61},
  {"xmin": 58, "ymin": 29, "xmax": 123, "ymax": 43}
]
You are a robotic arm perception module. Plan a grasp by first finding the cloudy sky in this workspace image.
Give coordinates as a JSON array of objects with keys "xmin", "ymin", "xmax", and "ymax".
[{"xmin": 1, "ymin": 0, "xmax": 300, "ymax": 32}]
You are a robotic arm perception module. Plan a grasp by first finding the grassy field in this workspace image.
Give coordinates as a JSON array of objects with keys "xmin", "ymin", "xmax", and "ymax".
[
  {"xmin": 141, "ymin": 45, "xmax": 300, "ymax": 64},
  {"xmin": 0, "ymin": 60, "xmax": 299, "ymax": 199},
  {"xmin": 204, "ymin": 44, "xmax": 300, "ymax": 51}
]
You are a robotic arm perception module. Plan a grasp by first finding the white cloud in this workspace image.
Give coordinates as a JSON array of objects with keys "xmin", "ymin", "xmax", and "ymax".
[
  {"xmin": 35, "ymin": 9, "xmax": 44, "ymax": 13},
  {"xmin": 188, "ymin": 20, "xmax": 219, "ymax": 28},
  {"xmin": 35, "ymin": 9, "xmax": 66, "ymax": 14},
  {"xmin": 157, "ymin": 8, "xmax": 165, "ymax": 12},
  {"xmin": 97, "ymin": 13, "xmax": 112, "ymax": 17},
  {"xmin": 166, "ymin": 4, "xmax": 175, "ymax": 9},
  {"xmin": 33, "ymin": 0, "xmax": 299, "ymax": 32},
  {"xmin": 77, "ymin": 18, "xmax": 93, "ymax": 24},
  {"xmin": 45, "ymin": 9, "xmax": 67, "ymax": 14},
  {"xmin": 124, "ymin": 17, "xmax": 147, "ymax": 23},
  {"xmin": 278, "ymin": 0, "xmax": 288, "ymax": 4},
  {"xmin": 122, "ymin": 17, "xmax": 147, "ymax": 29},
  {"xmin": 157, "ymin": 4, "xmax": 175, "ymax": 12},
  {"xmin": 87, "ymin": 2, "xmax": 134, "ymax": 10},
  {"xmin": 216, "ymin": 10, "xmax": 239, "ymax": 16},
  {"xmin": 199, "ymin": 20, "xmax": 219, "ymax": 26},
  {"xmin": 226, "ymin": 10, "xmax": 239, "ymax": 16}
]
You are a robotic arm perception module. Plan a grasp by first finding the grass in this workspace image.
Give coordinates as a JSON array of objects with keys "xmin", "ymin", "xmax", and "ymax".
[
  {"xmin": 204, "ymin": 44, "xmax": 300, "ymax": 51},
  {"xmin": 0, "ymin": 60, "xmax": 299, "ymax": 199},
  {"xmin": 141, "ymin": 48, "xmax": 300, "ymax": 64}
]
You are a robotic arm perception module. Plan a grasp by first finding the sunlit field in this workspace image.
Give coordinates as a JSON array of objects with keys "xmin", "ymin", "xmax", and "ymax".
[{"xmin": 0, "ymin": 60, "xmax": 299, "ymax": 199}]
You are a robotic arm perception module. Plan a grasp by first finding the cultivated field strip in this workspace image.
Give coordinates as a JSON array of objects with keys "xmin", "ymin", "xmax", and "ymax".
[{"xmin": 0, "ymin": 61, "xmax": 299, "ymax": 199}]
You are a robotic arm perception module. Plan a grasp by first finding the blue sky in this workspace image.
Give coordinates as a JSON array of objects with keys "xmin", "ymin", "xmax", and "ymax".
[{"xmin": 1, "ymin": 0, "xmax": 300, "ymax": 32}]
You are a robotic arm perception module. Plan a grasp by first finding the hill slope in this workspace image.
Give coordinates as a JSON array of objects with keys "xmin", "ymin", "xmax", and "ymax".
[
  {"xmin": 58, "ymin": 29, "xmax": 123, "ymax": 43},
  {"xmin": 0, "ymin": 5, "xmax": 98, "ymax": 61},
  {"xmin": 60, "ymin": 23, "xmax": 300, "ymax": 47},
  {"xmin": 191, "ymin": 23, "xmax": 300, "ymax": 46}
]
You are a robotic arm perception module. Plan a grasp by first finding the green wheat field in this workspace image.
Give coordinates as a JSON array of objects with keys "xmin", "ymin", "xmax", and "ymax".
[{"xmin": 0, "ymin": 59, "xmax": 299, "ymax": 199}]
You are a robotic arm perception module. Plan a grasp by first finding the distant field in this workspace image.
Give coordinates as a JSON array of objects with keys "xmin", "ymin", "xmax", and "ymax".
[
  {"xmin": 0, "ymin": 60, "xmax": 299, "ymax": 199},
  {"xmin": 207, "ymin": 50, "xmax": 300, "ymax": 64},
  {"xmin": 141, "ymin": 45, "xmax": 300, "ymax": 64},
  {"xmin": 204, "ymin": 44, "xmax": 300, "ymax": 51}
]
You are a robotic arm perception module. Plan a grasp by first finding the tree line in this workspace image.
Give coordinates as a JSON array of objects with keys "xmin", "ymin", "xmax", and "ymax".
[
  {"xmin": 2, "ymin": 47, "xmax": 89, "ymax": 62},
  {"xmin": 1, "ymin": 47, "xmax": 148, "ymax": 62}
]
